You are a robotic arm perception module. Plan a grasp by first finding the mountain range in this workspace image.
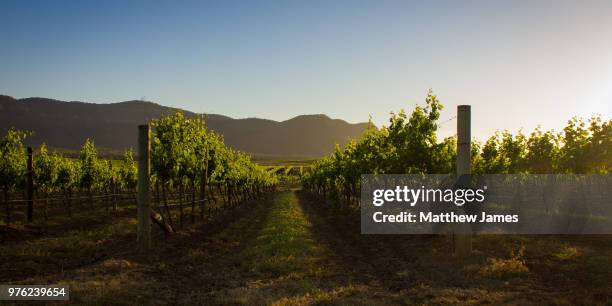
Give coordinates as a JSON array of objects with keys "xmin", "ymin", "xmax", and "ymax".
[{"xmin": 0, "ymin": 95, "xmax": 369, "ymax": 158}]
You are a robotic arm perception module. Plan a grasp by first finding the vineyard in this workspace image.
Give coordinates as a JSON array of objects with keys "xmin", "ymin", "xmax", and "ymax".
[
  {"xmin": 0, "ymin": 93, "xmax": 611, "ymax": 304},
  {"xmin": 0, "ymin": 112, "xmax": 278, "ymax": 230},
  {"xmin": 303, "ymin": 90, "xmax": 611, "ymax": 207}
]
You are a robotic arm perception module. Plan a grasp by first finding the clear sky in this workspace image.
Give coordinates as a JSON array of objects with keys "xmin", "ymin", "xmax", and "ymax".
[{"xmin": 1, "ymin": 0, "xmax": 611, "ymax": 140}]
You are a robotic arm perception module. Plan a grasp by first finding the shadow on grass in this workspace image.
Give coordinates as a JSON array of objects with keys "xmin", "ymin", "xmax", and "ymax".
[
  {"xmin": 209, "ymin": 190, "xmax": 394, "ymax": 305},
  {"xmin": 296, "ymin": 189, "xmax": 612, "ymax": 305}
]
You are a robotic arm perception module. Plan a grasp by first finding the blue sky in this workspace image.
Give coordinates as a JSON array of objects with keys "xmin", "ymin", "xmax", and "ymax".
[{"xmin": 1, "ymin": 0, "xmax": 611, "ymax": 139}]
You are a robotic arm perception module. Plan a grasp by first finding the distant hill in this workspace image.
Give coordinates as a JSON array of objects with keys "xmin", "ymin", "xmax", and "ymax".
[{"xmin": 0, "ymin": 95, "xmax": 369, "ymax": 158}]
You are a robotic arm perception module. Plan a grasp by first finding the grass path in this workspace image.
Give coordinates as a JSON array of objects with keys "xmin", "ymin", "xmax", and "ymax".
[{"xmin": 211, "ymin": 190, "xmax": 394, "ymax": 305}]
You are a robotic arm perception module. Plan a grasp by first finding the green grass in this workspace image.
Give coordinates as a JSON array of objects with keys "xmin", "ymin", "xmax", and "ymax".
[
  {"xmin": 214, "ymin": 190, "xmax": 397, "ymax": 305},
  {"xmin": 245, "ymin": 191, "xmax": 322, "ymax": 277},
  {"xmin": 0, "ymin": 213, "xmax": 137, "ymax": 284}
]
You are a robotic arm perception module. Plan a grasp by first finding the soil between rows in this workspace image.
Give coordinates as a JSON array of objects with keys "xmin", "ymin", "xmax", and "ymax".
[{"xmin": 1, "ymin": 189, "xmax": 610, "ymax": 305}]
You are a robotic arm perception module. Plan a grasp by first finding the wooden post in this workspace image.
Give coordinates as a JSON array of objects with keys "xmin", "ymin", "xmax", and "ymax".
[
  {"xmin": 455, "ymin": 105, "xmax": 472, "ymax": 257},
  {"xmin": 137, "ymin": 124, "xmax": 151, "ymax": 251},
  {"xmin": 27, "ymin": 147, "xmax": 34, "ymax": 223}
]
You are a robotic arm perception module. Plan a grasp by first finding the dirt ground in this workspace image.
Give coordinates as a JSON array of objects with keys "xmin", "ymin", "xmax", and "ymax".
[{"xmin": 1, "ymin": 189, "xmax": 611, "ymax": 305}]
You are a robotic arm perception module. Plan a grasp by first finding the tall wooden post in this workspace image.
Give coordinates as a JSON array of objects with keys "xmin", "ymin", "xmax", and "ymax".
[
  {"xmin": 137, "ymin": 125, "xmax": 151, "ymax": 250},
  {"xmin": 455, "ymin": 105, "xmax": 472, "ymax": 256},
  {"xmin": 27, "ymin": 147, "xmax": 34, "ymax": 223}
]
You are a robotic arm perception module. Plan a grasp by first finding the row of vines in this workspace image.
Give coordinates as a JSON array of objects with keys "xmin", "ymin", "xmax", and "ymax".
[
  {"xmin": 302, "ymin": 90, "xmax": 611, "ymax": 206},
  {"xmin": 0, "ymin": 112, "xmax": 278, "ymax": 227}
]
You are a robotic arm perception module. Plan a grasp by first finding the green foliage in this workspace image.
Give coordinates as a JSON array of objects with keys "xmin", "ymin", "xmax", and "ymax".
[
  {"xmin": 1, "ymin": 97, "xmax": 608, "ymax": 201},
  {"xmin": 303, "ymin": 90, "xmax": 455, "ymax": 201},
  {"xmin": 79, "ymin": 139, "xmax": 100, "ymax": 191},
  {"xmin": 56, "ymin": 157, "xmax": 79, "ymax": 192},
  {"xmin": 0, "ymin": 112, "xmax": 278, "ymax": 201},
  {"xmin": 150, "ymin": 112, "xmax": 278, "ymax": 193},
  {"xmin": 524, "ymin": 128, "xmax": 558, "ymax": 174},
  {"xmin": 34, "ymin": 144, "xmax": 60, "ymax": 193},
  {"xmin": 118, "ymin": 150, "xmax": 137, "ymax": 190},
  {"xmin": 474, "ymin": 116, "xmax": 611, "ymax": 174},
  {"xmin": 0, "ymin": 128, "xmax": 28, "ymax": 191},
  {"xmin": 557, "ymin": 117, "xmax": 590, "ymax": 173},
  {"xmin": 304, "ymin": 90, "xmax": 612, "ymax": 203},
  {"xmin": 587, "ymin": 116, "xmax": 612, "ymax": 173}
]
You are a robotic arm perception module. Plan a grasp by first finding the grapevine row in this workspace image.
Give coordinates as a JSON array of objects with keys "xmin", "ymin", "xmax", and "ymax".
[
  {"xmin": 0, "ymin": 112, "xmax": 278, "ymax": 225},
  {"xmin": 302, "ymin": 90, "xmax": 611, "ymax": 207}
]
